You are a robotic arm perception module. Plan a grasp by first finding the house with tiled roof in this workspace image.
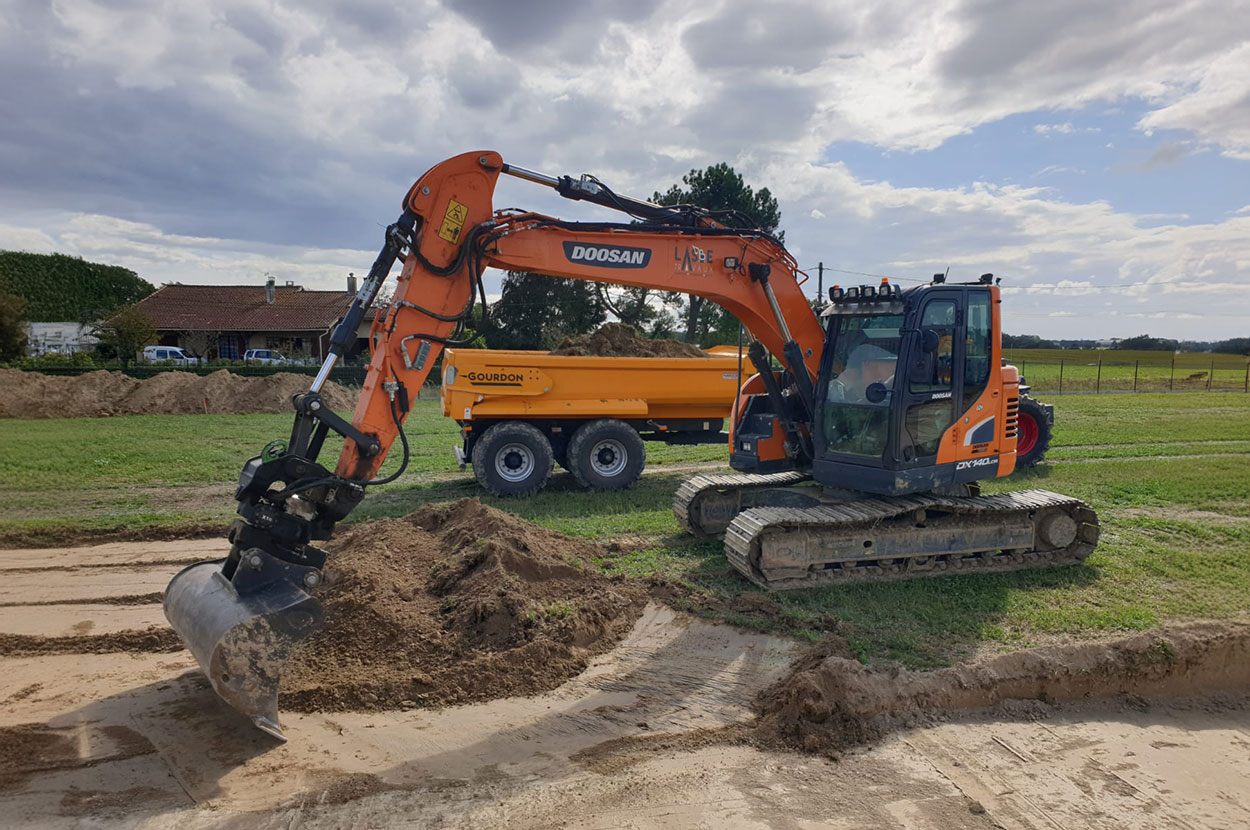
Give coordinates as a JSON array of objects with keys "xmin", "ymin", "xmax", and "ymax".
[{"xmin": 135, "ymin": 276, "xmax": 373, "ymax": 360}]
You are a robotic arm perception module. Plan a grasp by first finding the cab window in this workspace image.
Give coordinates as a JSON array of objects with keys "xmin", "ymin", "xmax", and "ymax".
[
  {"xmin": 905, "ymin": 299, "xmax": 957, "ymax": 460},
  {"xmin": 910, "ymin": 300, "xmax": 955, "ymax": 393},
  {"xmin": 820, "ymin": 313, "xmax": 903, "ymax": 459},
  {"xmin": 964, "ymin": 291, "xmax": 992, "ymax": 406}
]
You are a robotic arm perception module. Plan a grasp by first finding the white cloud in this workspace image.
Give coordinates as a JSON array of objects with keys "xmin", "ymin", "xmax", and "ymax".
[
  {"xmin": 1034, "ymin": 165, "xmax": 1086, "ymax": 176},
  {"xmin": 0, "ymin": 211, "xmax": 378, "ymax": 291},
  {"xmin": 0, "ymin": 223, "xmax": 58, "ymax": 255},
  {"xmin": 1034, "ymin": 123, "xmax": 1100, "ymax": 137},
  {"xmin": 1035, "ymin": 123, "xmax": 1076, "ymax": 135},
  {"xmin": 1136, "ymin": 43, "xmax": 1250, "ymax": 159}
]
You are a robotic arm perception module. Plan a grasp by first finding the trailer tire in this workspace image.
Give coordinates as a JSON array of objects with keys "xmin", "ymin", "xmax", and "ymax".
[
  {"xmin": 1015, "ymin": 396, "xmax": 1051, "ymax": 469},
  {"xmin": 567, "ymin": 419, "xmax": 646, "ymax": 491},
  {"xmin": 471, "ymin": 421, "xmax": 554, "ymax": 497}
]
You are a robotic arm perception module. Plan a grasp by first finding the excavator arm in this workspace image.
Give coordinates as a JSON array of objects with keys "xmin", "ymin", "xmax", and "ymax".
[
  {"xmin": 337, "ymin": 150, "xmax": 825, "ymax": 481},
  {"xmin": 164, "ymin": 150, "xmax": 827, "ymax": 738}
]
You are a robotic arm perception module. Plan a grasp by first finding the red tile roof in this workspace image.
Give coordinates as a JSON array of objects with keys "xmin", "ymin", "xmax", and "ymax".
[{"xmin": 135, "ymin": 284, "xmax": 355, "ymax": 333}]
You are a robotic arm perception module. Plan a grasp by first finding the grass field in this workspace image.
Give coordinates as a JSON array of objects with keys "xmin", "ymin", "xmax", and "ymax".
[
  {"xmin": 1, "ymin": 392, "xmax": 1247, "ymax": 668},
  {"xmin": 1003, "ymin": 348, "xmax": 1249, "ymax": 393}
]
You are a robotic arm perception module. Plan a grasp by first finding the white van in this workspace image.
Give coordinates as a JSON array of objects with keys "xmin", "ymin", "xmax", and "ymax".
[
  {"xmin": 243, "ymin": 348, "xmax": 288, "ymax": 365},
  {"xmin": 142, "ymin": 346, "xmax": 201, "ymax": 365}
]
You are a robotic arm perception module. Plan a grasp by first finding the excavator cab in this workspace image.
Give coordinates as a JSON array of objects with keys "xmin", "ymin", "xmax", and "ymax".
[{"xmin": 812, "ymin": 277, "xmax": 1016, "ymax": 496}]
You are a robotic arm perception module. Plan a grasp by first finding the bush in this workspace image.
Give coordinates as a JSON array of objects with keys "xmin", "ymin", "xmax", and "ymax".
[
  {"xmin": 3, "ymin": 351, "xmax": 97, "ymax": 370},
  {"xmin": 0, "ymin": 290, "xmax": 27, "ymax": 361}
]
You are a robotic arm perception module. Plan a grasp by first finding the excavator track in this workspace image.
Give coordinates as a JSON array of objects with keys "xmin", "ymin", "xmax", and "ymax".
[
  {"xmin": 674, "ymin": 471, "xmax": 814, "ymax": 537},
  {"xmin": 724, "ymin": 489, "xmax": 1099, "ymax": 590}
]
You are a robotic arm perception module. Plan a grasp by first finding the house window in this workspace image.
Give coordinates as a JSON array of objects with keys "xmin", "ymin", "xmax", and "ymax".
[{"xmin": 218, "ymin": 335, "xmax": 240, "ymax": 360}]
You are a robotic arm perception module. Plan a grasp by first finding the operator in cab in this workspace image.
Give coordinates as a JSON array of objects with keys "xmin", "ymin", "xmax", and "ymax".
[{"xmin": 824, "ymin": 343, "xmax": 898, "ymax": 457}]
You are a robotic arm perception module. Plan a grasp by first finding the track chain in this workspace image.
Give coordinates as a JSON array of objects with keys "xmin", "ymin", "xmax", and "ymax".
[
  {"xmin": 724, "ymin": 489, "xmax": 1100, "ymax": 590},
  {"xmin": 673, "ymin": 470, "xmax": 811, "ymax": 536}
]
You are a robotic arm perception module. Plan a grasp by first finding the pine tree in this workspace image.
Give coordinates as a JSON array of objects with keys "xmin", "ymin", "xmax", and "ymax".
[{"xmin": 651, "ymin": 164, "xmax": 783, "ymax": 345}]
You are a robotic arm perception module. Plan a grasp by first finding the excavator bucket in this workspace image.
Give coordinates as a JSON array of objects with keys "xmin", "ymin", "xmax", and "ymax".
[{"xmin": 163, "ymin": 550, "xmax": 323, "ymax": 741}]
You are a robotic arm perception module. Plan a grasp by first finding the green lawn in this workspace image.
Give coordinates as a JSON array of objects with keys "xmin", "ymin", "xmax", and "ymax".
[{"xmin": 1, "ymin": 392, "xmax": 1248, "ymax": 668}]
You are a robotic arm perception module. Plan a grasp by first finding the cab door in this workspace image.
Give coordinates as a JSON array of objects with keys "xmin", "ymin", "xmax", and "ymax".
[{"xmin": 898, "ymin": 291, "xmax": 962, "ymax": 467}]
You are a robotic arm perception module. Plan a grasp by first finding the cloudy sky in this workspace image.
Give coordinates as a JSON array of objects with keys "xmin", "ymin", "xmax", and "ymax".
[{"xmin": 2, "ymin": 0, "xmax": 1248, "ymax": 339}]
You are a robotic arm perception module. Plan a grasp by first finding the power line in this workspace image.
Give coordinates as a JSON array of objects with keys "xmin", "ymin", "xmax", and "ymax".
[{"xmin": 799, "ymin": 264, "xmax": 929, "ymax": 283}]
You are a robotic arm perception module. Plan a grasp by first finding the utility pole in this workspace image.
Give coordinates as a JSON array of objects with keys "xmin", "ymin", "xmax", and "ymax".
[{"xmin": 816, "ymin": 262, "xmax": 824, "ymax": 302}]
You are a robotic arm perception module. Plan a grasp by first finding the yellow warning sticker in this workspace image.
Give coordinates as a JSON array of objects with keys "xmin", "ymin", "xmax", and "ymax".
[{"xmin": 437, "ymin": 199, "xmax": 469, "ymax": 244}]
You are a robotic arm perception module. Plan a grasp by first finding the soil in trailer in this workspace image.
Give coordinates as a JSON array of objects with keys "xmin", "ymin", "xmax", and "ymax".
[{"xmin": 550, "ymin": 323, "xmax": 708, "ymax": 358}]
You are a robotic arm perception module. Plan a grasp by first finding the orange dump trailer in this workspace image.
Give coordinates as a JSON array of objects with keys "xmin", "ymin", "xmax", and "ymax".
[{"xmin": 441, "ymin": 347, "xmax": 743, "ymax": 495}]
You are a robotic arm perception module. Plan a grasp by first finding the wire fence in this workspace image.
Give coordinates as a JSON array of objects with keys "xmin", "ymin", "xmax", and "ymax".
[
  {"xmin": 13, "ymin": 355, "xmax": 1250, "ymax": 395},
  {"xmin": 1006, "ymin": 355, "xmax": 1250, "ymax": 394}
]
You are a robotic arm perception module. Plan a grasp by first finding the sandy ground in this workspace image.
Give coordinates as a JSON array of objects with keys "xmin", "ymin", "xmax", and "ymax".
[{"xmin": 1, "ymin": 539, "xmax": 1248, "ymax": 829}]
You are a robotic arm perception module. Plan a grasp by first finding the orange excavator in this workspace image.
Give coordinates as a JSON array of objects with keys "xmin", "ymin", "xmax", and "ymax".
[{"xmin": 164, "ymin": 151, "xmax": 1099, "ymax": 739}]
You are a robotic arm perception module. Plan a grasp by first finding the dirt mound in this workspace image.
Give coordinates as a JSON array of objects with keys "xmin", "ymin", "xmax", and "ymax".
[
  {"xmin": 280, "ymin": 498, "xmax": 649, "ymax": 712},
  {"xmin": 551, "ymin": 323, "xmax": 707, "ymax": 358},
  {"xmin": 0, "ymin": 368, "xmax": 357, "ymax": 418},
  {"xmin": 753, "ymin": 621, "xmax": 1250, "ymax": 756}
]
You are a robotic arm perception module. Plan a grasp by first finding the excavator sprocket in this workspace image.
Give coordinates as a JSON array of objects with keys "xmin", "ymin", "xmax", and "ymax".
[
  {"xmin": 674, "ymin": 470, "xmax": 815, "ymax": 537},
  {"xmin": 723, "ymin": 489, "xmax": 1099, "ymax": 591}
]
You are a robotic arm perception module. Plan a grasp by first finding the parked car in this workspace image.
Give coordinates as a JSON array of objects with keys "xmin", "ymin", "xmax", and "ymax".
[
  {"xmin": 243, "ymin": 349, "xmax": 288, "ymax": 366},
  {"xmin": 141, "ymin": 346, "xmax": 202, "ymax": 365}
]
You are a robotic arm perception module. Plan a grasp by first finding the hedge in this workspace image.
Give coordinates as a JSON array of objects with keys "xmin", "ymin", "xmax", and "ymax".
[{"xmin": 0, "ymin": 251, "xmax": 155, "ymax": 322}]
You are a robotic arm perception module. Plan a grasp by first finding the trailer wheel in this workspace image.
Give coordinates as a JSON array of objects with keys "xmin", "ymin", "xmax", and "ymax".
[
  {"xmin": 567, "ymin": 419, "xmax": 646, "ymax": 491},
  {"xmin": 471, "ymin": 421, "xmax": 554, "ymax": 497},
  {"xmin": 1015, "ymin": 396, "xmax": 1052, "ymax": 469}
]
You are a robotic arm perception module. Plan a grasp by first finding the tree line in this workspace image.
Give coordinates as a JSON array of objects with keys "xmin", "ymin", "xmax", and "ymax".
[{"xmin": 1004, "ymin": 333, "xmax": 1250, "ymax": 355}]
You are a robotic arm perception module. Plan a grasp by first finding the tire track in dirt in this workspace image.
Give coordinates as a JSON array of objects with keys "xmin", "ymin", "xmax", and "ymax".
[{"xmin": 0, "ymin": 593, "xmax": 164, "ymax": 608}]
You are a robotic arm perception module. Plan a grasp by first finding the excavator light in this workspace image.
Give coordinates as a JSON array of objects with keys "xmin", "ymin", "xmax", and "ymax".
[
  {"xmin": 829, "ymin": 286, "xmax": 844, "ymax": 300},
  {"xmin": 724, "ymin": 256, "xmax": 740, "ymax": 269},
  {"xmin": 865, "ymin": 285, "xmax": 877, "ymax": 298},
  {"xmin": 847, "ymin": 286, "xmax": 861, "ymax": 298}
]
